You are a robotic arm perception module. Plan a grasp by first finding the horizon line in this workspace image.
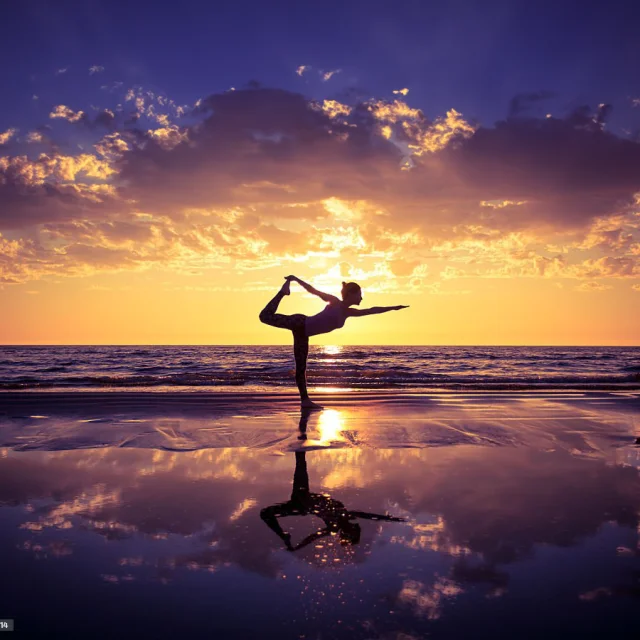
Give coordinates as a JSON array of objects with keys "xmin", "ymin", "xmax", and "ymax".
[{"xmin": 0, "ymin": 343, "xmax": 638, "ymax": 348}]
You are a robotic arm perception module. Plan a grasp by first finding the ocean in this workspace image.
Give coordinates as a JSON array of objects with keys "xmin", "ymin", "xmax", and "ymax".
[{"xmin": 0, "ymin": 345, "xmax": 638, "ymax": 391}]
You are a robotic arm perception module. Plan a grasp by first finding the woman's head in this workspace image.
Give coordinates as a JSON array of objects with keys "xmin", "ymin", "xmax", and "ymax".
[{"xmin": 341, "ymin": 281, "xmax": 362, "ymax": 306}]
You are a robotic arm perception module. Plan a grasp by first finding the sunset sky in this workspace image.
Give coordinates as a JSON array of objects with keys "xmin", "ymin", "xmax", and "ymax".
[{"xmin": 1, "ymin": 0, "xmax": 639, "ymax": 345}]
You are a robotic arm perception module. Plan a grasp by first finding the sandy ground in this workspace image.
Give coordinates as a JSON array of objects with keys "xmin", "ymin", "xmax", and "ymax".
[{"xmin": 0, "ymin": 390, "xmax": 638, "ymax": 455}]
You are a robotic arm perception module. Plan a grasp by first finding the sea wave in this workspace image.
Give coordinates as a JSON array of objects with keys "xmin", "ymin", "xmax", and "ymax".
[
  {"xmin": 1, "ymin": 345, "xmax": 638, "ymax": 391},
  {"xmin": 1, "ymin": 371, "xmax": 639, "ymax": 390}
]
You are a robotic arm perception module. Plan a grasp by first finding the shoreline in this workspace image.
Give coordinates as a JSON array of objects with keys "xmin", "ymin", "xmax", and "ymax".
[
  {"xmin": 1, "ymin": 382, "xmax": 639, "ymax": 396},
  {"xmin": 0, "ymin": 387, "xmax": 639, "ymax": 415}
]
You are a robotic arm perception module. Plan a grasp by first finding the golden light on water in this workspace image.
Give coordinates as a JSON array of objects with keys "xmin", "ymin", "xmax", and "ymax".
[
  {"xmin": 322, "ymin": 345, "xmax": 342, "ymax": 355},
  {"xmin": 317, "ymin": 409, "xmax": 347, "ymax": 444}
]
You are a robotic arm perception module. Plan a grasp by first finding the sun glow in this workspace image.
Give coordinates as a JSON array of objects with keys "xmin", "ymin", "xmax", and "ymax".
[
  {"xmin": 317, "ymin": 409, "xmax": 347, "ymax": 444},
  {"xmin": 322, "ymin": 345, "xmax": 342, "ymax": 355}
]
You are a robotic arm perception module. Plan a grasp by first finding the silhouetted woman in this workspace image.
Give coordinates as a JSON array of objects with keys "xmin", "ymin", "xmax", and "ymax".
[
  {"xmin": 259, "ymin": 276, "xmax": 408, "ymax": 409},
  {"xmin": 260, "ymin": 449, "xmax": 405, "ymax": 552}
]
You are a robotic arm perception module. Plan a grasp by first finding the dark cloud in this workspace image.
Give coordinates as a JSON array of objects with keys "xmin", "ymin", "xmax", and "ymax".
[
  {"xmin": 6, "ymin": 88, "xmax": 640, "ymax": 239},
  {"xmin": 449, "ymin": 109, "xmax": 637, "ymax": 191},
  {"xmin": 115, "ymin": 89, "xmax": 640, "ymax": 238},
  {"xmin": 0, "ymin": 179, "xmax": 119, "ymax": 231},
  {"xmin": 594, "ymin": 103, "xmax": 613, "ymax": 130},
  {"xmin": 508, "ymin": 90, "xmax": 555, "ymax": 118},
  {"xmin": 117, "ymin": 87, "xmax": 398, "ymax": 213},
  {"xmin": 90, "ymin": 109, "xmax": 117, "ymax": 130}
]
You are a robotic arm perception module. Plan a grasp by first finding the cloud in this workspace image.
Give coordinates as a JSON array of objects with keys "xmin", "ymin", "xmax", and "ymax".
[
  {"xmin": 55, "ymin": 67, "xmax": 68, "ymax": 75},
  {"xmin": 508, "ymin": 91, "xmax": 554, "ymax": 117},
  {"xmin": 593, "ymin": 103, "xmax": 613, "ymax": 131},
  {"xmin": 117, "ymin": 87, "xmax": 395, "ymax": 214},
  {"xmin": 26, "ymin": 131, "xmax": 44, "ymax": 143},
  {"xmin": 0, "ymin": 151, "xmax": 121, "ymax": 232},
  {"xmin": 388, "ymin": 257, "xmax": 422, "ymax": 276},
  {"xmin": 49, "ymin": 105, "xmax": 85, "ymax": 123},
  {"xmin": 319, "ymin": 99, "xmax": 352, "ymax": 119},
  {"xmin": 295, "ymin": 65, "xmax": 311, "ymax": 76},
  {"xmin": 146, "ymin": 124, "xmax": 188, "ymax": 150},
  {"xmin": 569, "ymin": 256, "xmax": 639, "ymax": 279},
  {"xmin": 89, "ymin": 65, "xmax": 105, "ymax": 75},
  {"xmin": 321, "ymin": 69, "xmax": 341, "ymax": 81},
  {"xmin": 393, "ymin": 88, "xmax": 410, "ymax": 96},
  {"xmin": 2, "ymin": 83, "xmax": 640, "ymax": 287},
  {"xmin": 0, "ymin": 128, "xmax": 18, "ymax": 145},
  {"xmin": 397, "ymin": 578, "xmax": 463, "ymax": 621},
  {"xmin": 92, "ymin": 109, "xmax": 116, "ymax": 129},
  {"xmin": 575, "ymin": 281, "xmax": 613, "ymax": 292}
]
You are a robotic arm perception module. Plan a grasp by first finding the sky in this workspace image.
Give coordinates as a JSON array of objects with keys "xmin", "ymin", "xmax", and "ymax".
[{"xmin": 1, "ymin": 0, "xmax": 639, "ymax": 345}]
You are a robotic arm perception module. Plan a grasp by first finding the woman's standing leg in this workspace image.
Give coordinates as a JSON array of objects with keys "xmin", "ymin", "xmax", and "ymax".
[
  {"xmin": 293, "ymin": 329, "xmax": 310, "ymax": 400},
  {"xmin": 293, "ymin": 324, "xmax": 323, "ymax": 410}
]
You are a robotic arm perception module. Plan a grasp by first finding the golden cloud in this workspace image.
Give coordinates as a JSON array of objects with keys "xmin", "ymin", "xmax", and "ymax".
[
  {"xmin": 0, "ymin": 84, "xmax": 639, "ymax": 291},
  {"xmin": 49, "ymin": 105, "xmax": 85, "ymax": 123},
  {"xmin": 0, "ymin": 128, "xmax": 17, "ymax": 145},
  {"xmin": 321, "ymin": 69, "xmax": 341, "ymax": 81}
]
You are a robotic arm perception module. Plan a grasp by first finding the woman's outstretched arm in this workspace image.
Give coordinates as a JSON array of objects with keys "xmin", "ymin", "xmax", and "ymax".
[
  {"xmin": 348, "ymin": 305, "xmax": 409, "ymax": 317},
  {"xmin": 287, "ymin": 276, "xmax": 339, "ymax": 303}
]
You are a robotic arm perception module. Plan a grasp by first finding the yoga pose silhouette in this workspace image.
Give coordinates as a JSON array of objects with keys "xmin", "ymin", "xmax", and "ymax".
[
  {"xmin": 259, "ymin": 276, "xmax": 409, "ymax": 409},
  {"xmin": 260, "ymin": 413, "xmax": 405, "ymax": 552}
]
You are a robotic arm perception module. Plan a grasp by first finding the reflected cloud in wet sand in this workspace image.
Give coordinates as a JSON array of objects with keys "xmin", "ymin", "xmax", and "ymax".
[
  {"xmin": 260, "ymin": 436, "xmax": 405, "ymax": 565},
  {"xmin": 0, "ymin": 406, "xmax": 639, "ymax": 636},
  {"xmin": 2, "ymin": 442, "xmax": 638, "ymax": 572}
]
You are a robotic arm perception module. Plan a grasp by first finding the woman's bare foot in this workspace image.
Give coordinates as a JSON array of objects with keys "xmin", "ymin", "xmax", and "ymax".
[
  {"xmin": 301, "ymin": 398, "xmax": 323, "ymax": 411},
  {"xmin": 281, "ymin": 279, "xmax": 291, "ymax": 295}
]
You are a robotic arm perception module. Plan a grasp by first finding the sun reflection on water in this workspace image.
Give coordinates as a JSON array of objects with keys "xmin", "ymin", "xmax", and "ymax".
[
  {"xmin": 317, "ymin": 409, "xmax": 347, "ymax": 445},
  {"xmin": 321, "ymin": 345, "xmax": 342, "ymax": 356}
]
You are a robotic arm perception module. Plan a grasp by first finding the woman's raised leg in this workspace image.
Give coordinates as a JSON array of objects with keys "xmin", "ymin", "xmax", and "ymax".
[{"xmin": 259, "ymin": 280, "xmax": 293, "ymax": 328}]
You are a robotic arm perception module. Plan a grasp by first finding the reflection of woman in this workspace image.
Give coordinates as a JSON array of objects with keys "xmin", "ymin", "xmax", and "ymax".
[
  {"xmin": 260, "ymin": 449, "xmax": 404, "ymax": 551},
  {"xmin": 259, "ymin": 276, "xmax": 408, "ymax": 410}
]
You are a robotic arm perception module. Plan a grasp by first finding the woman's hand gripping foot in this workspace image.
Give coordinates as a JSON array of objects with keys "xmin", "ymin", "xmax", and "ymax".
[{"xmin": 281, "ymin": 276, "xmax": 296, "ymax": 296}]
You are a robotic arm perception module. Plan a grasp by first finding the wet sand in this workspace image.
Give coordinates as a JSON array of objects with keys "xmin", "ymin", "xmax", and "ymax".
[{"xmin": 1, "ymin": 391, "xmax": 639, "ymax": 638}]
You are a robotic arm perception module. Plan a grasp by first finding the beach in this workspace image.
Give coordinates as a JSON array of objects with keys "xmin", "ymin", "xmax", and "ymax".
[
  {"xmin": 1, "ymin": 388, "xmax": 639, "ymax": 638},
  {"xmin": 3, "ymin": 1, "xmax": 640, "ymax": 636}
]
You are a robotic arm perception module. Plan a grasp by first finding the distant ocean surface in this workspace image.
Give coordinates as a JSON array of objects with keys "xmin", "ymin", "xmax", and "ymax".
[{"xmin": 0, "ymin": 345, "xmax": 639, "ymax": 391}]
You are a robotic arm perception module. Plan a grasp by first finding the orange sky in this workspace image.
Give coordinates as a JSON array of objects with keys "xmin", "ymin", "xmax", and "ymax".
[{"xmin": 1, "ymin": 260, "xmax": 638, "ymax": 345}]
